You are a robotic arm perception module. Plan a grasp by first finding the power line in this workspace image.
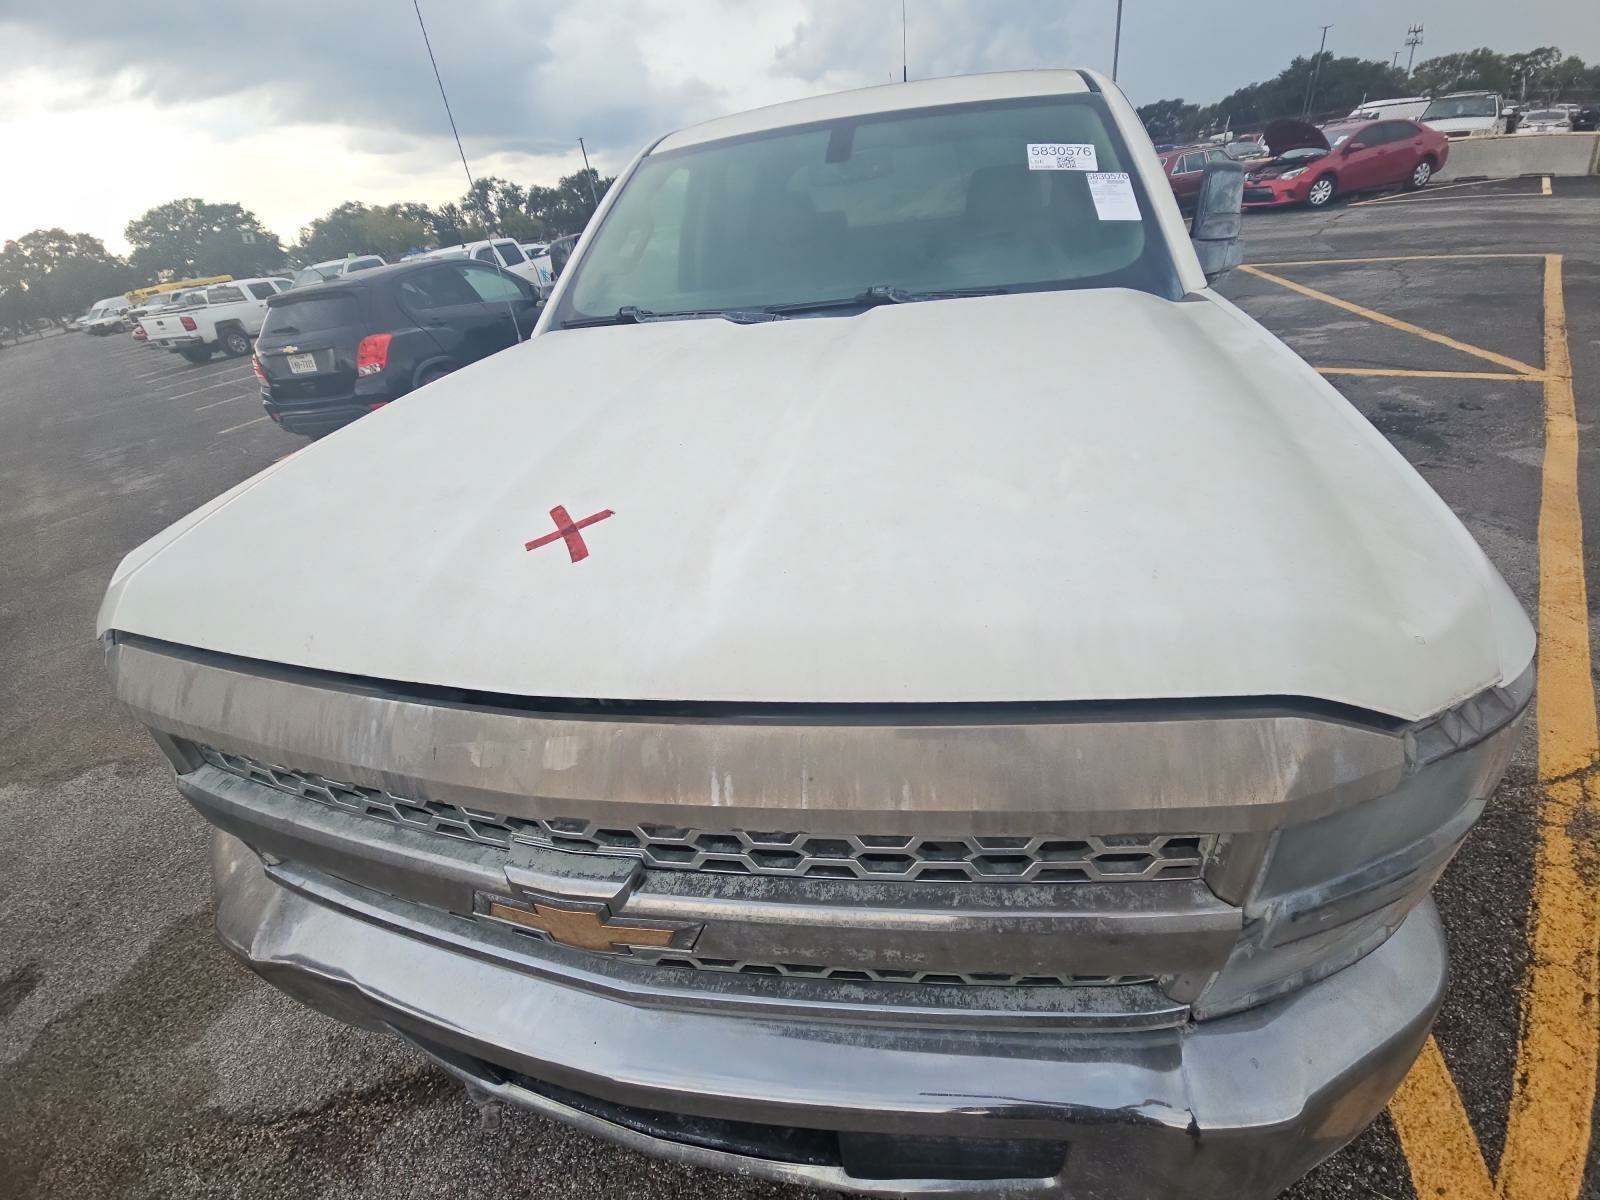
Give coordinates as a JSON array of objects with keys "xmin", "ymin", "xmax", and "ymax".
[{"xmin": 413, "ymin": 0, "xmax": 477, "ymax": 202}]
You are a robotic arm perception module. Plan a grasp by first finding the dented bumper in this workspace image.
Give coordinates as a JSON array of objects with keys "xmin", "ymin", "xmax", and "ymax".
[{"xmin": 214, "ymin": 831, "xmax": 1446, "ymax": 1199}]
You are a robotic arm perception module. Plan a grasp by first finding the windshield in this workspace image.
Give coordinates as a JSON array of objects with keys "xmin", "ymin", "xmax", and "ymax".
[
  {"xmin": 1280, "ymin": 147, "xmax": 1327, "ymax": 161},
  {"xmin": 1424, "ymin": 96, "xmax": 1496, "ymax": 119},
  {"xmin": 261, "ymin": 294, "xmax": 359, "ymax": 338},
  {"xmin": 554, "ymin": 93, "xmax": 1176, "ymax": 325},
  {"xmin": 1524, "ymin": 110, "xmax": 1564, "ymax": 122},
  {"xmin": 292, "ymin": 265, "xmax": 343, "ymax": 287}
]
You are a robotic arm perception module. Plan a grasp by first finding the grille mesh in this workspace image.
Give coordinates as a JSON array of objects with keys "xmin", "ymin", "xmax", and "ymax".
[
  {"xmin": 633, "ymin": 952, "xmax": 1154, "ymax": 988},
  {"xmin": 198, "ymin": 745, "xmax": 1209, "ymax": 884}
]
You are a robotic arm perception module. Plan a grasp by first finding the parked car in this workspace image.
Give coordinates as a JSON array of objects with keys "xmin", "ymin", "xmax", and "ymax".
[
  {"xmin": 1572, "ymin": 105, "xmax": 1600, "ymax": 132},
  {"xmin": 1158, "ymin": 143, "xmax": 1231, "ymax": 210},
  {"xmin": 73, "ymin": 296, "xmax": 131, "ymax": 335},
  {"xmin": 1243, "ymin": 116, "xmax": 1448, "ymax": 209},
  {"xmin": 1420, "ymin": 91, "xmax": 1507, "ymax": 137},
  {"xmin": 290, "ymin": 256, "xmax": 386, "ymax": 289},
  {"xmin": 519, "ymin": 242, "xmax": 556, "ymax": 296},
  {"xmin": 424, "ymin": 238, "xmax": 547, "ymax": 294},
  {"xmin": 1220, "ymin": 136, "xmax": 1268, "ymax": 161},
  {"xmin": 142, "ymin": 277, "xmax": 294, "ymax": 362},
  {"xmin": 251, "ymin": 257, "xmax": 540, "ymax": 437},
  {"xmin": 129, "ymin": 289, "xmax": 211, "ymax": 346},
  {"xmin": 99, "ymin": 69, "xmax": 1531, "ymax": 1200},
  {"xmin": 545, "ymin": 232, "xmax": 579, "ymax": 280},
  {"xmin": 1515, "ymin": 108, "xmax": 1575, "ymax": 134},
  {"xmin": 1347, "ymin": 96, "xmax": 1431, "ymax": 121}
]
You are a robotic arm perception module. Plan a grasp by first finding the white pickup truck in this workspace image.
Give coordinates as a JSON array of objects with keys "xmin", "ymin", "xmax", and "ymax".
[
  {"xmin": 141, "ymin": 276, "xmax": 292, "ymax": 362},
  {"xmin": 101, "ymin": 69, "xmax": 1532, "ymax": 1200}
]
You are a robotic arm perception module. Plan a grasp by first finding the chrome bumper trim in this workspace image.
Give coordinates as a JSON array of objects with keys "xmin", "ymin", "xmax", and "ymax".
[{"xmin": 214, "ymin": 832, "xmax": 1447, "ymax": 1200}]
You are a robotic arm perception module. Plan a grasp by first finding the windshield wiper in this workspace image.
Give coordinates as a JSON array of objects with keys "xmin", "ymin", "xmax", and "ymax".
[
  {"xmin": 765, "ymin": 284, "xmax": 1008, "ymax": 315},
  {"xmin": 563, "ymin": 305, "xmax": 780, "ymax": 329}
]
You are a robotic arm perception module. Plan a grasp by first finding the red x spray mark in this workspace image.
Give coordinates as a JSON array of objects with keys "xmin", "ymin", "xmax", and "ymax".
[{"xmin": 524, "ymin": 505, "xmax": 615, "ymax": 563}]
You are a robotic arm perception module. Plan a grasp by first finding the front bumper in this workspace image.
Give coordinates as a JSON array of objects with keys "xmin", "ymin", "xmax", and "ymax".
[
  {"xmin": 214, "ymin": 830, "xmax": 1446, "ymax": 1199},
  {"xmin": 1243, "ymin": 177, "xmax": 1310, "ymax": 208}
]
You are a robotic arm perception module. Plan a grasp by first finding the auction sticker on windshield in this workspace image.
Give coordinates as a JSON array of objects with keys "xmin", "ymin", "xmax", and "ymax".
[
  {"xmin": 1086, "ymin": 172, "xmax": 1140, "ymax": 220},
  {"xmin": 1027, "ymin": 143, "xmax": 1098, "ymax": 170}
]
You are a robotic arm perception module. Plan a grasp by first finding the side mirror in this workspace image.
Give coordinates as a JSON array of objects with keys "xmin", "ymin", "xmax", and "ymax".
[{"xmin": 1190, "ymin": 161, "xmax": 1244, "ymax": 283}]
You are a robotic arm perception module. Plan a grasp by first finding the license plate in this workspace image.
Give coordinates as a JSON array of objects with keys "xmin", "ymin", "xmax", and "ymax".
[{"xmin": 286, "ymin": 352, "xmax": 317, "ymax": 375}]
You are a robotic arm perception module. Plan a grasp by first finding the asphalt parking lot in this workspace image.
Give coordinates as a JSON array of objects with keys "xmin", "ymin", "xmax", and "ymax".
[{"xmin": 3, "ymin": 174, "xmax": 1599, "ymax": 1200}]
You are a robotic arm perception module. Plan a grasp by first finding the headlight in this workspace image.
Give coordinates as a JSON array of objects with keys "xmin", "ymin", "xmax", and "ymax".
[
  {"xmin": 1280, "ymin": 167, "xmax": 1306, "ymax": 180},
  {"xmin": 1189, "ymin": 662, "xmax": 1533, "ymax": 1018}
]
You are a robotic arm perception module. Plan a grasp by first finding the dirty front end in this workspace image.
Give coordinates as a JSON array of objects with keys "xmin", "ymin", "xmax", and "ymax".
[{"xmin": 108, "ymin": 634, "xmax": 1528, "ymax": 1198}]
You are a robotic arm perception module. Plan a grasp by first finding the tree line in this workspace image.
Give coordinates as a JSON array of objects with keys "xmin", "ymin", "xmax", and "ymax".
[
  {"xmin": 0, "ymin": 167, "xmax": 612, "ymax": 336},
  {"xmin": 1137, "ymin": 44, "xmax": 1599, "ymax": 145}
]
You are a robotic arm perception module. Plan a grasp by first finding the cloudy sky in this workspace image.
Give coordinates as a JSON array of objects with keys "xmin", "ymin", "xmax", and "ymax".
[{"xmin": 0, "ymin": 0, "xmax": 1595, "ymax": 252}]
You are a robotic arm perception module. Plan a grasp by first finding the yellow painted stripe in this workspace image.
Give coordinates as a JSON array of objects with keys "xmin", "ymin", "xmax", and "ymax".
[
  {"xmin": 1239, "ymin": 265, "xmax": 1546, "ymax": 377},
  {"xmin": 1498, "ymin": 253, "xmax": 1600, "ymax": 1200},
  {"xmin": 1248, "ymin": 253, "xmax": 1545, "ymax": 267},
  {"xmin": 1543, "ymin": 175, "xmax": 1554, "ymax": 196},
  {"xmin": 1389, "ymin": 1037, "xmax": 1497, "ymax": 1200},
  {"xmin": 1315, "ymin": 366, "xmax": 1544, "ymax": 381}
]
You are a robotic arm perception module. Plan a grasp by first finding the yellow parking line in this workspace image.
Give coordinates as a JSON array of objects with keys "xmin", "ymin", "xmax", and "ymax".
[
  {"xmin": 1390, "ymin": 1037, "xmax": 1496, "ymax": 1200},
  {"xmin": 1543, "ymin": 175, "xmax": 1553, "ymax": 196},
  {"xmin": 1249, "ymin": 253, "xmax": 1544, "ymax": 267},
  {"xmin": 1238, "ymin": 264, "xmax": 1546, "ymax": 377},
  {"xmin": 1315, "ymin": 366, "xmax": 1544, "ymax": 381},
  {"xmin": 1498, "ymin": 252, "xmax": 1600, "ymax": 1200}
]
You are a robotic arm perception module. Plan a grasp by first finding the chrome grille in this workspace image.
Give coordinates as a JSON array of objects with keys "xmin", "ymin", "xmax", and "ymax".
[
  {"xmin": 634, "ymin": 952, "xmax": 1154, "ymax": 988},
  {"xmin": 197, "ymin": 745, "xmax": 1210, "ymax": 883}
]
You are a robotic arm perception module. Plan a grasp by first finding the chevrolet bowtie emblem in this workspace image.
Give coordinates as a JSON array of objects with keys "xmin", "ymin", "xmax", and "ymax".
[{"xmin": 484, "ymin": 897, "xmax": 693, "ymax": 954}]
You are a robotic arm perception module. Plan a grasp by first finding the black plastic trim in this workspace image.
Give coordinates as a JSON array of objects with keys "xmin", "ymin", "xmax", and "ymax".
[{"xmin": 111, "ymin": 631, "xmax": 1409, "ymax": 733}]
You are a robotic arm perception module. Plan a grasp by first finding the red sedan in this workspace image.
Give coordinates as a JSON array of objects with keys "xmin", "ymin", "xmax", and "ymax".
[
  {"xmin": 1243, "ymin": 117, "xmax": 1449, "ymax": 209},
  {"xmin": 1158, "ymin": 143, "xmax": 1232, "ymax": 212}
]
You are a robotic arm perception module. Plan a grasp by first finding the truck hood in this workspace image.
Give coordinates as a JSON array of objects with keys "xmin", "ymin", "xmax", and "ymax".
[{"xmin": 99, "ymin": 288, "xmax": 1532, "ymax": 720}]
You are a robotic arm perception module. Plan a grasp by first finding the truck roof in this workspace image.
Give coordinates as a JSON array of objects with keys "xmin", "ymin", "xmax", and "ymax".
[{"xmin": 655, "ymin": 69, "xmax": 1093, "ymax": 153}]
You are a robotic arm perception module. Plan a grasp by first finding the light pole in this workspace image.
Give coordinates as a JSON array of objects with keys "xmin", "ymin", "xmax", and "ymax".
[
  {"xmin": 1112, "ymin": 0, "xmax": 1124, "ymax": 82},
  {"xmin": 1301, "ymin": 24, "xmax": 1332, "ymax": 118},
  {"xmin": 577, "ymin": 137, "xmax": 599, "ymax": 213}
]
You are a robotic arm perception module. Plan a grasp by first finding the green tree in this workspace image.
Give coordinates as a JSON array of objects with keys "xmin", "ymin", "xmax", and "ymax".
[
  {"xmin": 124, "ymin": 198, "xmax": 286, "ymax": 278},
  {"xmin": 0, "ymin": 229, "xmax": 140, "ymax": 329},
  {"xmin": 1137, "ymin": 99, "xmax": 1202, "ymax": 144},
  {"xmin": 293, "ymin": 202, "xmax": 433, "ymax": 264}
]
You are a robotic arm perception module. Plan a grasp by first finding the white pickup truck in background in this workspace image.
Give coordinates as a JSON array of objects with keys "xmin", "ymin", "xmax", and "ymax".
[{"xmin": 141, "ymin": 277, "xmax": 293, "ymax": 362}]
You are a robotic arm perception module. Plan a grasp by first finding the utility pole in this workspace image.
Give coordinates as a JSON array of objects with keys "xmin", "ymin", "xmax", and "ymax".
[
  {"xmin": 1404, "ymin": 24, "xmax": 1423, "ymax": 78},
  {"xmin": 1301, "ymin": 24, "xmax": 1332, "ymax": 118},
  {"xmin": 901, "ymin": 0, "xmax": 908, "ymax": 82},
  {"xmin": 576, "ymin": 137, "xmax": 599, "ymax": 213},
  {"xmin": 1112, "ymin": 0, "xmax": 1124, "ymax": 82}
]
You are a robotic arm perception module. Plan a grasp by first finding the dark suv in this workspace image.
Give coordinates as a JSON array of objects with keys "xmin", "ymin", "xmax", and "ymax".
[{"xmin": 253, "ymin": 258, "xmax": 541, "ymax": 438}]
